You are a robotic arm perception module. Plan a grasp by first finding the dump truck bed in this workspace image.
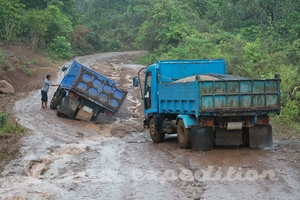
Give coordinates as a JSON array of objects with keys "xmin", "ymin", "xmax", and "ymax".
[
  {"xmin": 60, "ymin": 60, "xmax": 127, "ymax": 113},
  {"xmin": 159, "ymin": 74, "xmax": 280, "ymax": 117}
]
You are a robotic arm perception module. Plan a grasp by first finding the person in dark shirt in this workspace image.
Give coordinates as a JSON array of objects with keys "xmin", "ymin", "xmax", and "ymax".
[{"xmin": 41, "ymin": 74, "xmax": 59, "ymax": 109}]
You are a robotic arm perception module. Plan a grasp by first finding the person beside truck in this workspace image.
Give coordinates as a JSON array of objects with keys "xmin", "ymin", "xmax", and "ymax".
[{"xmin": 41, "ymin": 74, "xmax": 59, "ymax": 109}]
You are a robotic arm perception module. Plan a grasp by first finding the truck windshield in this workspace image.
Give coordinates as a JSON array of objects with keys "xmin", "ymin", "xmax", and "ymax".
[
  {"xmin": 145, "ymin": 72, "xmax": 151, "ymax": 95},
  {"xmin": 144, "ymin": 72, "xmax": 152, "ymax": 109}
]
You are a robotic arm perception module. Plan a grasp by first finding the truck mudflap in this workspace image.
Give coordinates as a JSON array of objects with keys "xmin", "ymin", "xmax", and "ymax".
[
  {"xmin": 249, "ymin": 124, "xmax": 273, "ymax": 148},
  {"xmin": 191, "ymin": 126, "xmax": 214, "ymax": 151},
  {"xmin": 57, "ymin": 96, "xmax": 79, "ymax": 118}
]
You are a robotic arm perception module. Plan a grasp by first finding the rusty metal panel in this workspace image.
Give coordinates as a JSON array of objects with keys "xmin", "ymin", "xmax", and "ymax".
[
  {"xmin": 214, "ymin": 81, "xmax": 226, "ymax": 94},
  {"xmin": 199, "ymin": 78, "xmax": 280, "ymax": 116},
  {"xmin": 201, "ymin": 96, "xmax": 214, "ymax": 109},
  {"xmin": 215, "ymin": 96, "xmax": 226, "ymax": 108},
  {"xmin": 240, "ymin": 80, "xmax": 252, "ymax": 93},
  {"xmin": 157, "ymin": 74, "xmax": 280, "ymax": 117},
  {"xmin": 266, "ymin": 95, "xmax": 278, "ymax": 107},
  {"xmin": 226, "ymin": 96, "xmax": 239, "ymax": 107},
  {"xmin": 253, "ymin": 80, "xmax": 265, "ymax": 93},
  {"xmin": 240, "ymin": 95, "xmax": 252, "ymax": 107},
  {"xmin": 253, "ymin": 94, "xmax": 265, "ymax": 107},
  {"xmin": 265, "ymin": 80, "xmax": 278, "ymax": 93}
]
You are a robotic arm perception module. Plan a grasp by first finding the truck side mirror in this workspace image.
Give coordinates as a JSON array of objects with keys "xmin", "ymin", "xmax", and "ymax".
[
  {"xmin": 61, "ymin": 65, "xmax": 68, "ymax": 72},
  {"xmin": 133, "ymin": 76, "xmax": 139, "ymax": 87}
]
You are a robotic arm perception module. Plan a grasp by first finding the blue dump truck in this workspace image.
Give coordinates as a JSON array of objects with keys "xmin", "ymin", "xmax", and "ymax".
[
  {"xmin": 133, "ymin": 59, "xmax": 281, "ymax": 150},
  {"xmin": 50, "ymin": 60, "xmax": 127, "ymax": 123}
]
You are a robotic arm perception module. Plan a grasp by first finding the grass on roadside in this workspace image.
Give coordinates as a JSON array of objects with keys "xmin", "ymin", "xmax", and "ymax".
[
  {"xmin": 0, "ymin": 111, "xmax": 25, "ymax": 171},
  {"xmin": 271, "ymin": 115, "xmax": 300, "ymax": 139}
]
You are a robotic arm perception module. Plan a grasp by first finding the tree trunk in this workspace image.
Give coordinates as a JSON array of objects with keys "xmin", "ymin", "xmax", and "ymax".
[{"xmin": 31, "ymin": 31, "xmax": 40, "ymax": 52}]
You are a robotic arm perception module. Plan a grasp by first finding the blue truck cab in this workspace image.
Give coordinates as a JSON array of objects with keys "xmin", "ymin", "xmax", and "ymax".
[{"xmin": 133, "ymin": 59, "xmax": 280, "ymax": 150}]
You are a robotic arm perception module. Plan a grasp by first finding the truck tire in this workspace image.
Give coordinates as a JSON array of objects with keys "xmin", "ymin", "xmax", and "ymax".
[
  {"xmin": 149, "ymin": 118, "xmax": 165, "ymax": 143},
  {"xmin": 177, "ymin": 119, "xmax": 191, "ymax": 149},
  {"xmin": 50, "ymin": 92, "xmax": 63, "ymax": 109}
]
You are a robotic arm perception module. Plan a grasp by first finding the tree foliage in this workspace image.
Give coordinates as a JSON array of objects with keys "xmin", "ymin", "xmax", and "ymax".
[{"xmin": 0, "ymin": 0, "xmax": 25, "ymax": 40}]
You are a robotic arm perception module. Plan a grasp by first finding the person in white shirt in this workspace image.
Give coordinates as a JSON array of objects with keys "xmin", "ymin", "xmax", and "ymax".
[{"xmin": 41, "ymin": 74, "xmax": 59, "ymax": 109}]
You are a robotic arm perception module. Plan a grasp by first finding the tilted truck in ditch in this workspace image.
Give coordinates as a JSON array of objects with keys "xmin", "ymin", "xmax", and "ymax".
[
  {"xmin": 133, "ymin": 59, "xmax": 280, "ymax": 150},
  {"xmin": 50, "ymin": 60, "xmax": 127, "ymax": 123}
]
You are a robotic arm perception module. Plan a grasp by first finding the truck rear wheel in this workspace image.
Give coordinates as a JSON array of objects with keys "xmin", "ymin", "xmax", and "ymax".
[
  {"xmin": 149, "ymin": 118, "xmax": 165, "ymax": 143},
  {"xmin": 177, "ymin": 119, "xmax": 191, "ymax": 149}
]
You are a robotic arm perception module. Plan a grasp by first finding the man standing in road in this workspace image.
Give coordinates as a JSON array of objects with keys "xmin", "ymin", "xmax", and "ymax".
[{"xmin": 41, "ymin": 74, "xmax": 59, "ymax": 109}]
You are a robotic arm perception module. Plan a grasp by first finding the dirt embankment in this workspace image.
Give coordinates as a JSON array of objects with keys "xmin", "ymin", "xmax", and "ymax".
[
  {"xmin": 0, "ymin": 42, "xmax": 61, "ymax": 172},
  {"xmin": 0, "ymin": 41, "xmax": 60, "ymax": 93}
]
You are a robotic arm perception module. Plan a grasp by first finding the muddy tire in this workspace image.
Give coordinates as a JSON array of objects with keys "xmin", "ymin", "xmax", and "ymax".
[
  {"xmin": 177, "ymin": 119, "xmax": 191, "ymax": 149},
  {"xmin": 50, "ymin": 92, "xmax": 63, "ymax": 109},
  {"xmin": 149, "ymin": 118, "xmax": 165, "ymax": 143}
]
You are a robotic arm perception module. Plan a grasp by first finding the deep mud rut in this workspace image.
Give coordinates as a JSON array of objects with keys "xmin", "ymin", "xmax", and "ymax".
[{"xmin": 0, "ymin": 52, "xmax": 300, "ymax": 199}]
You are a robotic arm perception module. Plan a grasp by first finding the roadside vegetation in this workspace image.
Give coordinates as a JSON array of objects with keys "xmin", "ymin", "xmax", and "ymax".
[
  {"xmin": 0, "ymin": 94, "xmax": 25, "ymax": 171},
  {"xmin": 0, "ymin": 0, "xmax": 300, "ymax": 137}
]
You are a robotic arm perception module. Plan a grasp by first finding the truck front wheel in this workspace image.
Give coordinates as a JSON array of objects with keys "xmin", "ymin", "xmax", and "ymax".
[
  {"xmin": 50, "ymin": 90, "xmax": 64, "ymax": 109},
  {"xmin": 149, "ymin": 118, "xmax": 165, "ymax": 143},
  {"xmin": 177, "ymin": 119, "xmax": 191, "ymax": 149}
]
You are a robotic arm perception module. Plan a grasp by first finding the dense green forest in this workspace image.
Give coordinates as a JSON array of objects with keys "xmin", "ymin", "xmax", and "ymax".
[{"xmin": 0, "ymin": 0, "xmax": 300, "ymax": 125}]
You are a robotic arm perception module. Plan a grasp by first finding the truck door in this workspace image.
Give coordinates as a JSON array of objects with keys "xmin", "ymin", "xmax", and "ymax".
[{"xmin": 144, "ymin": 72, "xmax": 152, "ymax": 110}]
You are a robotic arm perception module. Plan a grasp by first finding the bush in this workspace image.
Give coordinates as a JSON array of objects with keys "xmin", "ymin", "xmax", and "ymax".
[
  {"xmin": 48, "ymin": 36, "xmax": 73, "ymax": 59},
  {"xmin": 0, "ymin": 49, "xmax": 10, "ymax": 71},
  {"xmin": 0, "ymin": 112, "xmax": 10, "ymax": 129},
  {"xmin": 20, "ymin": 66, "xmax": 32, "ymax": 76},
  {"xmin": 0, "ymin": 112, "xmax": 24, "ymax": 134}
]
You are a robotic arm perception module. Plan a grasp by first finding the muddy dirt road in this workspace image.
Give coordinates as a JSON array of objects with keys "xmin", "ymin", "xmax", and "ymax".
[{"xmin": 1, "ymin": 52, "xmax": 300, "ymax": 199}]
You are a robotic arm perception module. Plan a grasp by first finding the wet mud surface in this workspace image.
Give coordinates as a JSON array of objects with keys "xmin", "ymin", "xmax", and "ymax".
[{"xmin": 0, "ymin": 52, "xmax": 300, "ymax": 199}]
